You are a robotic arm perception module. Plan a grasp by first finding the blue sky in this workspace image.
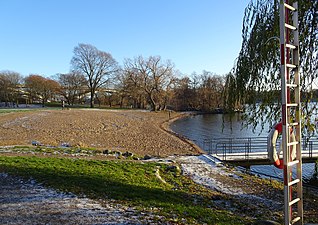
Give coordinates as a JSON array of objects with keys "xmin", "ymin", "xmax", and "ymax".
[{"xmin": 0, "ymin": 0, "xmax": 249, "ymax": 77}]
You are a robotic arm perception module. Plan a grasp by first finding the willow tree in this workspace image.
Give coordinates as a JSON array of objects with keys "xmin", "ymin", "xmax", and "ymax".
[{"xmin": 224, "ymin": 0, "xmax": 318, "ymax": 135}]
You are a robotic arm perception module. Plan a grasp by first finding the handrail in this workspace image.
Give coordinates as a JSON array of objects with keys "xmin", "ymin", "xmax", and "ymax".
[{"xmin": 202, "ymin": 136, "xmax": 318, "ymax": 160}]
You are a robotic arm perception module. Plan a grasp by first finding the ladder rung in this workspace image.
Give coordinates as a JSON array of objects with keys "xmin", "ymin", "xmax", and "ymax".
[
  {"xmin": 286, "ymin": 43, "xmax": 297, "ymax": 49},
  {"xmin": 288, "ymin": 122, "xmax": 299, "ymax": 127},
  {"xmin": 288, "ymin": 178, "xmax": 300, "ymax": 186},
  {"xmin": 291, "ymin": 216, "xmax": 301, "ymax": 225},
  {"xmin": 285, "ymin": 23, "xmax": 297, "ymax": 30},
  {"xmin": 286, "ymin": 63, "xmax": 297, "ymax": 69},
  {"xmin": 287, "ymin": 103, "xmax": 298, "ymax": 107},
  {"xmin": 287, "ymin": 83, "xmax": 298, "ymax": 88},
  {"xmin": 289, "ymin": 197, "xmax": 300, "ymax": 206},
  {"xmin": 284, "ymin": 3, "xmax": 296, "ymax": 11},
  {"xmin": 287, "ymin": 141, "xmax": 299, "ymax": 147},
  {"xmin": 287, "ymin": 160, "xmax": 300, "ymax": 167}
]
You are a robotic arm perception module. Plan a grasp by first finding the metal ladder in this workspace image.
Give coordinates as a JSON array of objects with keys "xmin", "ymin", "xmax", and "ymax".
[{"xmin": 279, "ymin": 1, "xmax": 303, "ymax": 224}]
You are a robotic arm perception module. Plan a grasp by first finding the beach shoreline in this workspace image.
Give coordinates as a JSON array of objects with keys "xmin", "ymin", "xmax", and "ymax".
[{"xmin": 0, "ymin": 109, "xmax": 202, "ymax": 157}]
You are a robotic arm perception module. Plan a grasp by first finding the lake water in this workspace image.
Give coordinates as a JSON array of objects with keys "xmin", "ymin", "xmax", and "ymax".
[{"xmin": 170, "ymin": 113, "xmax": 317, "ymax": 183}]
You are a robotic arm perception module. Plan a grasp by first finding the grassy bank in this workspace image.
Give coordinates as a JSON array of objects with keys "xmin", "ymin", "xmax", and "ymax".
[
  {"xmin": 0, "ymin": 108, "xmax": 34, "ymax": 114},
  {"xmin": 0, "ymin": 155, "xmax": 250, "ymax": 225}
]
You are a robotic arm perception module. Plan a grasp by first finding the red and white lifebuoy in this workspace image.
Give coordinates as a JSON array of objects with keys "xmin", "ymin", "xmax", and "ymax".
[{"xmin": 267, "ymin": 122, "xmax": 296, "ymax": 169}]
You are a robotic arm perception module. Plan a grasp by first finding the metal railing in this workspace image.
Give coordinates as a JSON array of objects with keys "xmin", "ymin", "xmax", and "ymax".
[{"xmin": 202, "ymin": 136, "xmax": 318, "ymax": 160}]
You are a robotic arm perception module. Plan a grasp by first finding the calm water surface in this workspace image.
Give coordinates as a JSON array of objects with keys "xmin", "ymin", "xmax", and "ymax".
[{"xmin": 170, "ymin": 113, "xmax": 317, "ymax": 182}]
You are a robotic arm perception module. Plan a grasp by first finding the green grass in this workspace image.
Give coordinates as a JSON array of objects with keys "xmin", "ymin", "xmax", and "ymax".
[
  {"xmin": 0, "ymin": 108, "xmax": 33, "ymax": 114},
  {"xmin": 0, "ymin": 156, "xmax": 251, "ymax": 224},
  {"xmin": 3, "ymin": 145, "xmax": 101, "ymax": 155}
]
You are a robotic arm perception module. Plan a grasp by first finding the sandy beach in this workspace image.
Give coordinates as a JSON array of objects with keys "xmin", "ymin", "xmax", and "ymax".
[{"xmin": 0, "ymin": 109, "xmax": 201, "ymax": 157}]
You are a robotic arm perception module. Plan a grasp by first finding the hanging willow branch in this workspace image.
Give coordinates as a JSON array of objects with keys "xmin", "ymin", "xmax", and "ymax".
[{"xmin": 224, "ymin": 0, "xmax": 318, "ymax": 134}]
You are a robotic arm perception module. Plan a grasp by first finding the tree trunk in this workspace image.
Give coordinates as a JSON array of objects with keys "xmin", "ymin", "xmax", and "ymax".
[
  {"xmin": 148, "ymin": 94, "xmax": 156, "ymax": 111},
  {"xmin": 120, "ymin": 97, "xmax": 124, "ymax": 108},
  {"xmin": 90, "ymin": 91, "xmax": 94, "ymax": 108}
]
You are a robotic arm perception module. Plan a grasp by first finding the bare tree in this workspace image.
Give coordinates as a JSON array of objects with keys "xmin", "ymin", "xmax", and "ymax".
[
  {"xmin": 71, "ymin": 43, "xmax": 118, "ymax": 108},
  {"xmin": 172, "ymin": 76, "xmax": 202, "ymax": 111},
  {"xmin": 57, "ymin": 72, "xmax": 87, "ymax": 105},
  {"xmin": 123, "ymin": 56, "xmax": 175, "ymax": 111},
  {"xmin": 197, "ymin": 71, "xmax": 225, "ymax": 111},
  {"xmin": 0, "ymin": 71, "xmax": 23, "ymax": 107},
  {"xmin": 25, "ymin": 75, "xmax": 60, "ymax": 106},
  {"xmin": 120, "ymin": 65, "xmax": 146, "ymax": 108}
]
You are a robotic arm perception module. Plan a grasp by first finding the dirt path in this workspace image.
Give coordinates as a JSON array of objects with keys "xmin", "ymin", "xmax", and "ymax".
[{"xmin": 0, "ymin": 109, "xmax": 201, "ymax": 157}]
